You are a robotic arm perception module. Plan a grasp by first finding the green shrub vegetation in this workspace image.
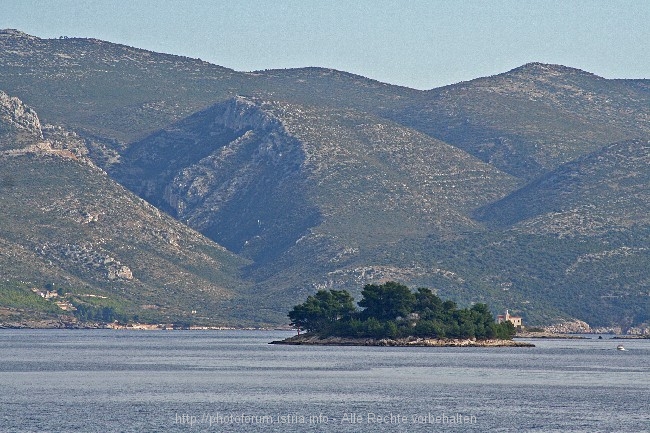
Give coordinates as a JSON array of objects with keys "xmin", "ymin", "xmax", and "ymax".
[
  {"xmin": 0, "ymin": 283, "xmax": 61, "ymax": 314},
  {"xmin": 288, "ymin": 282, "xmax": 516, "ymax": 340},
  {"xmin": 69, "ymin": 297, "xmax": 133, "ymax": 323}
]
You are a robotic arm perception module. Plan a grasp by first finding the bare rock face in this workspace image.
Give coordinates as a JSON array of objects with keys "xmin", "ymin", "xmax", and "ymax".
[
  {"xmin": 0, "ymin": 91, "xmax": 97, "ymax": 164},
  {"xmin": 38, "ymin": 242, "xmax": 134, "ymax": 282},
  {"xmin": 108, "ymin": 265, "xmax": 133, "ymax": 281},
  {"xmin": 0, "ymin": 90, "xmax": 43, "ymax": 140},
  {"xmin": 545, "ymin": 319, "xmax": 591, "ymax": 334},
  {"xmin": 113, "ymin": 96, "xmax": 319, "ymax": 264}
]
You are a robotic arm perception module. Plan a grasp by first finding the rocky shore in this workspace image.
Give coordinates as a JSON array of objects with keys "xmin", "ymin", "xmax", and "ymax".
[
  {"xmin": 612, "ymin": 335, "xmax": 650, "ymax": 339},
  {"xmin": 270, "ymin": 334, "xmax": 535, "ymax": 347},
  {"xmin": 0, "ymin": 319, "xmax": 95, "ymax": 329},
  {"xmin": 515, "ymin": 331, "xmax": 587, "ymax": 339}
]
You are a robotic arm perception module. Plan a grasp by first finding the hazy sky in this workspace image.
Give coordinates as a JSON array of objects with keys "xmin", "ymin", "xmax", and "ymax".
[{"xmin": 2, "ymin": 0, "xmax": 648, "ymax": 89}]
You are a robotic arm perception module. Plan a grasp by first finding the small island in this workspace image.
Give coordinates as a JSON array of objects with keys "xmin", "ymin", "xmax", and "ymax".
[{"xmin": 271, "ymin": 282, "xmax": 534, "ymax": 347}]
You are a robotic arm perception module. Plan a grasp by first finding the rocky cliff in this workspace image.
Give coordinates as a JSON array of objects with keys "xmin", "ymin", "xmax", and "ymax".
[{"xmin": 0, "ymin": 90, "xmax": 42, "ymax": 137}]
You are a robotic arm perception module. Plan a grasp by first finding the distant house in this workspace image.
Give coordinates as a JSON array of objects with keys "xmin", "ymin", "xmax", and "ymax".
[{"xmin": 497, "ymin": 309, "xmax": 522, "ymax": 327}]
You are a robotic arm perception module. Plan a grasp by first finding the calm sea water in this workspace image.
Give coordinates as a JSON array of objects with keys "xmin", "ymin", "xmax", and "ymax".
[{"xmin": 0, "ymin": 330, "xmax": 648, "ymax": 432}]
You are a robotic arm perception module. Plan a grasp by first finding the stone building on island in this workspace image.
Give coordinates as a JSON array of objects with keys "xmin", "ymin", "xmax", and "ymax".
[{"xmin": 497, "ymin": 310, "xmax": 522, "ymax": 327}]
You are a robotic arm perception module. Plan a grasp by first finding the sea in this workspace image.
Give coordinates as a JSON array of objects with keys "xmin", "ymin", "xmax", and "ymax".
[{"xmin": 0, "ymin": 330, "xmax": 648, "ymax": 432}]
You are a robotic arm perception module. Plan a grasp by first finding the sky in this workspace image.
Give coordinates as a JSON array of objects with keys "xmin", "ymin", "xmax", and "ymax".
[{"xmin": 2, "ymin": 0, "xmax": 648, "ymax": 90}]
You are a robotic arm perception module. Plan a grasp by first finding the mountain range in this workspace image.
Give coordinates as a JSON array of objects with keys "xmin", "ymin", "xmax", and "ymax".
[{"xmin": 1, "ymin": 29, "xmax": 648, "ymax": 328}]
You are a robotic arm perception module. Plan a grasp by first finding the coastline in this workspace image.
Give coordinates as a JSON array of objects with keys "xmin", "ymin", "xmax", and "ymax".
[
  {"xmin": 612, "ymin": 335, "xmax": 650, "ymax": 339},
  {"xmin": 270, "ymin": 334, "xmax": 535, "ymax": 347},
  {"xmin": 0, "ymin": 319, "xmax": 279, "ymax": 331},
  {"xmin": 515, "ymin": 331, "xmax": 588, "ymax": 339}
]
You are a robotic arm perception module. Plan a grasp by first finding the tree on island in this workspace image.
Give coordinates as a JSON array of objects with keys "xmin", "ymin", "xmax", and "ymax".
[
  {"xmin": 288, "ymin": 282, "xmax": 516, "ymax": 340},
  {"xmin": 287, "ymin": 289, "xmax": 356, "ymax": 333},
  {"xmin": 358, "ymin": 281, "xmax": 415, "ymax": 321}
]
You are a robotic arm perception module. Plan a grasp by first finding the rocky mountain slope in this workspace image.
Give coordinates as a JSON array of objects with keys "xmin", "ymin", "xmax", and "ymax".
[
  {"xmin": 0, "ymin": 29, "xmax": 242, "ymax": 142},
  {"xmin": 111, "ymin": 96, "xmax": 518, "ymax": 313},
  {"xmin": 464, "ymin": 138, "xmax": 650, "ymax": 326},
  {"xmin": 387, "ymin": 63, "xmax": 650, "ymax": 179},
  {"xmin": 114, "ymin": 96, "xmax": 516, "ymax": 247},
  {"xmin": 0, "ymin": 91, "xmax": 251, "ymax": 326},
  {"xmin": 475, "ymin": 138, "xmax": 650, "ymax": 232},
  {"xmin": 1, "ymin": 30, "xmax": 648, "ymax": 328}
]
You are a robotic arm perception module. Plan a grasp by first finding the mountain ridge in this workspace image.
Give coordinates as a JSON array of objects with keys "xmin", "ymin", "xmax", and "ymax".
[
  {"xmin": 1, "ymin": 30, "xmax": 649, "ymax": 328},
  {"xmin": 389, "ymin": 62, "xmax": 650, "ymax": 179},
  {"xmin": 113, "ymin": 95, "xmax": 518, "ymax": 246},
  {"xmin": 474, "ymin": 138, "xmax": 650, "ymax": 232}
]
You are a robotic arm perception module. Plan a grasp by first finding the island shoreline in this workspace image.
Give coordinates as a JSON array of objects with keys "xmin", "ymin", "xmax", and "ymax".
[{"xmin": 270, "ymin": 334, "xmax": 535, "ymax": 347}]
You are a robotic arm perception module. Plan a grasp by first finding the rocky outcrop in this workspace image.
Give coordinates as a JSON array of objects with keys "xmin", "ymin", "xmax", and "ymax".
[
  {"xmin": 544, "ymin": 319, "xmax": 591, "ymax": 334},
  {"xmin": 515, "ymin": 331, "xmax": 587, "ymax": 339},
  {"xmin": 0, "ymin": 91, "xmax": 97, "ymax": 164},
  {"xmin": 114, "ymin": 97, "xmax": 320, "ymax": 263},
  {"xmin": 0, "ymin": 90, "xmax": 43, "ymax": 139},
  {"xmin": 37, "ymin": 242, "xmax": 134, "ymax": 281}
]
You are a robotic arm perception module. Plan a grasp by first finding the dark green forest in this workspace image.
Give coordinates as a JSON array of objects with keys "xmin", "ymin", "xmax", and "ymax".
[{"xmin": 288, "ymin": 282, "xmax": 516, "ymax": 340}]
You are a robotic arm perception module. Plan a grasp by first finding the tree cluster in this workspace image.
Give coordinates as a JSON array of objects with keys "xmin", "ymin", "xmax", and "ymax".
[
  {"xmin": 72, "ymin": 302, "xmax": 119, "ymax": 323},
  {"xmin": 288, "ymin": 282, "xmax": 516, "ymax": 340}
]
